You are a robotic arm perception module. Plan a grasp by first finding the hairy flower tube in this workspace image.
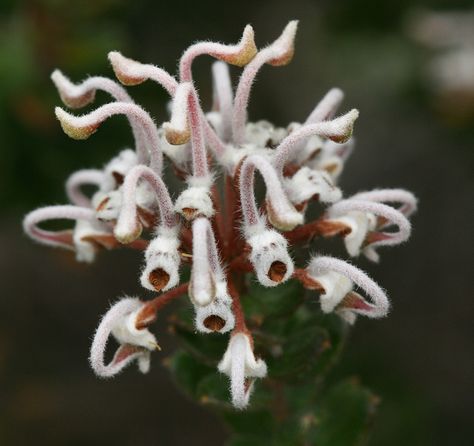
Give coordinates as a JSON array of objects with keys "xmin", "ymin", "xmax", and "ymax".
[{"xmin": 23, "ymin": 21, "xmax": 417, "ymax": 410}]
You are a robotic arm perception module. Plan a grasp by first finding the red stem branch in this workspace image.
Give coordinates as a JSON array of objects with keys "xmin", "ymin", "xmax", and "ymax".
[{"xmin": 135, "ymin": 282, "xmax": 189, "ymax": 329}]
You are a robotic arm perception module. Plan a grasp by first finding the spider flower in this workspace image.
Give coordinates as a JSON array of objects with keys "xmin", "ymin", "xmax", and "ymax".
[{"xmin": 23, "ymin": 21, "xmax": 416, "ymax": 409}]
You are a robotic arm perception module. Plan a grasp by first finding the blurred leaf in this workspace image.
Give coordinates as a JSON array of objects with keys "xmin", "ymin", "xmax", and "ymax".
[
  {"xmin": 259, "ymin": 307, "xmax": 347, "ymax": 382},
  {"xmin": 167, "ymin": 350, "xmax": 214, "ymax": 400},
  {"xmin": 223, "ymin": 409, "xmax": 276, "ymax": 443},
  {"xmin": 241, "ymin": 280, "xmax": 305, "ymax": 323},
  {"xmin": 195, "ymin": 372, "xmax": 232, "ymax": 408},
  {"xmin": 305, "ymin": 379, "xmax": 379, "ymax": 446}
]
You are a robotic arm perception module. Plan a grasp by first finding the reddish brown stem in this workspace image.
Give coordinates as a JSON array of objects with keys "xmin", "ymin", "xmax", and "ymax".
[
  {"xmin": 292, "ymin": 268, "xmax": 325, "ymax": 291},
  {"xmin": 364, "ymin": 231, "xmax": 392, "ymax": 245},
  {"xmin": 285, "ymin": 219, "xmax": 351, "ymax": 245},
  {"xmin": 135, "ymin": 282, "xmax": 189, "ymax": 329},
  {"xmin": 224, "ymin": 175, "xmax": 239, "ymax": 261},
  {"xmin": 227, "ymin": 275, "xmax": 248, "ymax": 333},
  {"xmin": 81, "ymin": 234, "xmax": 149, "ymax": 251},
  {"xmin": 229, "ymin": 252, "xmax": 253, "ymax": 272},
  {"xmin": 338, "ymin": 291, "xmax": 373, "ymax": 312}
]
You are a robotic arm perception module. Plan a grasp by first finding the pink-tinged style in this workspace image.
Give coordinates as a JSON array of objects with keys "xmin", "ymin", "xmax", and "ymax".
[
  {"xmin": 115, "ymin": 165, "xmax": 177, "ymax": 243},
  {"xmin": 65, "ymin": 169, "xmax": 104, "ymax": 207},
  {"xmin": 304, "ymin": 87, "xmax": 345, "ymax": 124},
  {"xmin": 232, "ymin": 21, "xmax": 298, "ymax": 144},
  {"xmin": 51, "ymin": 70, "xmax": 149, "ymax": 164},
  {"xmin": 55, "ymin": 102, "xmax": 163, "ymax": 174}
]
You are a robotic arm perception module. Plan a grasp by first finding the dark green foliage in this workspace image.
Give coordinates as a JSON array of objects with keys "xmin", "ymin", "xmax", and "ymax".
[{"xmin": 167, "ymin": 280, "xmax": 378, "ymax": 445}]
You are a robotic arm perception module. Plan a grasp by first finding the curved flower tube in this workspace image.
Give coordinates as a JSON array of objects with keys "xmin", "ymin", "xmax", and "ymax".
[
  {"xmin": 239, "ymin": 154, "xmax": 303, "ymax": 232},
  {"xmin": 101, "ymin": 148, "xmax": 139, "ymax": 192},
  {"xmin": 189, "ymin": 217, "xmax": 225, "ymax": 306},
  {"xmin": 89, "ymin": 297, "xmax": 158, "ymax": 378},
  {"xmin": 114, "ymin": 165, "xmax": 177, "ymax": 243},
  {"xmin": 304, "ymin": 87, "xmax": 344, "ymax": 124},
  {"xmin": 351, "ymin": 188, "xmax": 418, "ymax": 218},
  {"xmin": 211, "ymin": 61, "xmax": 234, "ymax": 142},
  {"xmin": 272, "ymin": 109, "xmax": 359, "ymax": 174},
  {"xmin": 109, "ymin": 51, "xmax": 227, "ymax": 159},
  {"xmin": 179, "ymin": 25, "xmax": 257, "ymax": 83},
  {"xmin": 66, "ymin": 169, "xmax": 104, "ymax": 207},
  {"xmin": 163, "ymin": 83, "xmax": 209, "ymax": 178},
  {"xmin": 51, "ymin": 70, "xmax": 149, "ymax": 164},
  {"xmin": 164, "ymin": 83, "xmax": 215, "ymax": 220},
  {"xmin": 190, "ymin": 219, "xmax": 234, "ymax": 332},
  {"xmin": 307, "ymin": 256, "xmax": 390, "ymax": 322},
  {"xmin": 22, "ymin": 205, "xmax": 110, "ymax": 262},
  {"xmin": 327, "ymin": 199, "xmax": 412, "ymax": 261},
  {"xmin": 232, "ymin": 20, "xmax": 298, "ymax": 144},
  {"xmin": 218, "ymin": 332, "xmax": 267, "ymax": 409},
  {"xmin": 108, "ymin": 51, "xmax": 177, "ymax": 94},
  {"xmin": 55, "ymin": 102, "xmax": 163, "ymax": 175}
]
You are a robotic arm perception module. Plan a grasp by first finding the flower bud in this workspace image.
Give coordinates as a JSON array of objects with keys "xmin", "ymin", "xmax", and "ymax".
[
  {"xmin": 246, "ymin": 227, "xmax": 294, "ymax": 287},
  {"xmin": 140, "ymin": 231, "xmax": 181, "ymax": 292},
  {"xmin": 194, "ymin": 290, "xmax": 235, "ymax": 334},
  {"xmin": 175, "ymin": 178, "xmax": 214, "ymax": 220}
]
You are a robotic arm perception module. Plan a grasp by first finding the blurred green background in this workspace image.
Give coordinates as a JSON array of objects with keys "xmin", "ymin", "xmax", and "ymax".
[{"xmin": 0, "ymin": 0, "xmax": 472, "ymax": 445}]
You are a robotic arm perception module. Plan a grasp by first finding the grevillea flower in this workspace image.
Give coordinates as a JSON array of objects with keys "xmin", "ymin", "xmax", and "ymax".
[{"xmin": 23, "ymin": 21, "xmax": 417, "ymax": 409}]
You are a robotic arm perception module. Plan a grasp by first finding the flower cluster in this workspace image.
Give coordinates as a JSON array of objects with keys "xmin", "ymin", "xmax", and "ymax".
[{"xmin": 23, "ymin": 21, "xmax": 417, "ymax": 410}]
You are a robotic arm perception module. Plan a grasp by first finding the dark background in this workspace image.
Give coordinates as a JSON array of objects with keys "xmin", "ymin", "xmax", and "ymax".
[{"xmin": 0, "ymin": 0, "xmax": 473, "ymax": 445}]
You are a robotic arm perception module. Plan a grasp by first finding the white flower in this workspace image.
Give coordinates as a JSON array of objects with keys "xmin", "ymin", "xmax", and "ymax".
[
  {"xmin": 283, "ymin": 166, "xmax": 342, "ymax": 206},
  {"xmin": 313, "ymin": 270, "xmax": 353, "ymax": 314},
  {"xmin": 90, "ymin": 297, "xmax": 159, "ymax": 378},
  {"xmin": 140, "ymin": 228, "xmax": 181, "ymax": 292},
  {"xmin": 22, "ymin": 204, "xmax": 112, "ymax": 264},
  {"xmin": 72, "ymin": 219, "xmax": 111, "ymax": 263},
  {"xmin": 246, "ymin": 225, "xmax": 294, "ymax": 287},
  {"xmin": 92, "ymin": 189, "xmax": 123, "ymax": 221},
  {"xmin": 244, "ymin": 120, "xmax": 287, "ymax": 148},
  {"xmin": 174, "ymin": 176, "xmax": 214, "ymax": 221},
  {"xmin": 307, "ymin": 256, "xmax": 390, "ymax": 323},
  {"xmin": 194, "ymin": 282, "xmax": 235, "ymax": 333},
  {"xmin": 218, "ymin": 332, "xmax": 267, "ymax": 409},
  {"xmin": 328, "ymin": 210, "xmax": 377, "ymax": 257},
  {"xmin": 102, "ymin": 148, "xmax": 139, "ymax": 191}
]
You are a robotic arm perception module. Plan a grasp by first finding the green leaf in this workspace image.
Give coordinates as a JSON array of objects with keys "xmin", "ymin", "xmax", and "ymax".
[
  {"xmin": 223, "ymin": 408, "xmax": 276, "ymax": 441},
  {"xmin": 258, "ymin": 307, "xmax": 347, "ymax": 382},
  {"xmin": 241, "ymin": 280, "xmax": 305, "ymax": 323},
  {"xmin": 167, "ymin": 350, "xmax": 214, "ymax": 400},
  {"xmin": 304, "ymin": 379, "xmax": 379, "ymax": 446},
  {"xmin": 195, "ymin": 372, "xmax": 232, "ymax": 408}
]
